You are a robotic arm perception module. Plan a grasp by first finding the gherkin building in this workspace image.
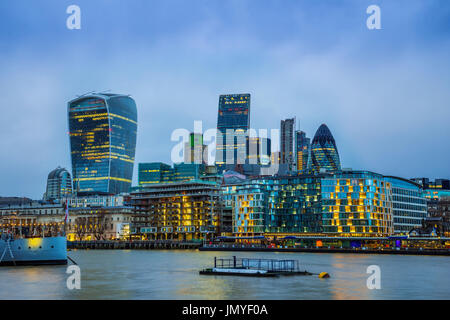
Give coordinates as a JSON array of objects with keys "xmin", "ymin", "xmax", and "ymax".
[{"xmin": 308, "ymin": 124, "xmax": 341, "ymax": 173}]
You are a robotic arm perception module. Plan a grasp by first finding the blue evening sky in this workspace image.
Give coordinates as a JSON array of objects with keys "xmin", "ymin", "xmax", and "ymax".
[{"xmin": 0, "ymin": 0, "xmax": 449, "ymax": 198}]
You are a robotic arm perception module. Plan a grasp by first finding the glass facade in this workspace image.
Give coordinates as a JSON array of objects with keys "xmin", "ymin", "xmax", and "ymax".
[
  {"xmin": 138, "ymin": 162, "xmax": 173, "ymax": 185},
  {"xmin": 309, "ymin": 124, "xmax": 341, "ymax": 173},
  {"xmin": 246, "ymin": 137, "xmax": 271, "ymax": 165},
  {"xmin": 173, "ymin": 163, "xmax": 205, "ymax": 182},
  {"xmin": 68, "ymin": 93, "xmax": 137, "ymax": 194},
  {"xmin": 184, "ymin": 133, "xmax": 208, "ymax": 164},
  {"xmin": 138, "ymin": 162, "xmax": 206, "ymax": 185},
  {"xmin": 321, "ymin": 171, "xmax": 393, "ymax": 236},
  {"xmin": 266, "ymin": 176, "xmax": 323, "ymax": 234},
  {"xmin": 44, "ymin": 167, "xmax": 72, "ymax": 200},
  {"xmin": 384, "ymin": 176, "xmax": 427, "ymax": 234},
  {"xmin": 216, "ymin": 94, "xmax": 250, "ymax": 169},
  {"xmin": 280, "ymin": 118, "xmax": 296, "ymax": 171},
  {"xmin": 295, "ymin": 130, "xmax": 310, "ymax": 173},
  {"xmin": 221, "ymin": 171, "xmax": 429, "ymax": 238},
  {"xmin": 232, "ymin": 184, "xmax": 267, "ymax": 236},
  {"xmin": 222, "ymin": 175, "xmax": 324, "ymax": 238}
]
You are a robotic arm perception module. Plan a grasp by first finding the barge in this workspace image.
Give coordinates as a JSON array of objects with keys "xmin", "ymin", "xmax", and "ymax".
[{"xmin": 199, "ymin": 256, "xmax": 312, "ymax": 277}]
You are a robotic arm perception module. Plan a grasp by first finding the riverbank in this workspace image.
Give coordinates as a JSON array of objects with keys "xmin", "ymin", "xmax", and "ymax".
[
  {"xmin": 67, "ymin": 241, "xmax": 450, "ymax": 256},
  {"xmin": 68, "ymin": 240, "xmax": 201, "ymax": 250},
  {"xmin": 199, "ymin": 245, "xmax": 450, "ymax": 256}
]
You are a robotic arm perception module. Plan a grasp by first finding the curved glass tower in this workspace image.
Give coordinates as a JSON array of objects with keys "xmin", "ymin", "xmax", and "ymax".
[
  {"xmin": 309, "ymin": 124, "xmax": 341, "ymax": 173},
  {"xmin": 44, "ymin": 166, "xmax": 72, "ymax": 200},
  {"xmin": 68, "ymin": 93, "xmax": 137, "ymax": 194}
]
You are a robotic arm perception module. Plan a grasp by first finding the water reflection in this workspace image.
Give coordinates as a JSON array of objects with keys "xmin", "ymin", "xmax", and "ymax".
[{"xmin": 0, "ymin": 250, "xmax": 448, "ymax": 299}]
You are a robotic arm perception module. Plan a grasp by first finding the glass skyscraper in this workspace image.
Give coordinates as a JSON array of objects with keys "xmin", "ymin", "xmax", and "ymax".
[
  {"xmin": 138, "ymin": 162, "xmax": 173, "ymax": 185},
  {"xmin": 44, "ymin": 166, "xmax": 73, "ymax": 201},
  {"xmin": 309, "ymin": 124, "xmax": 341, "ymax": 173},
  {"xmin": 184, "ymin": 133, "xmax": 208, "ymax": 164},
  {"xmin": 280, "ymin": 118, "xmax": 296, "ymax": 171},
  {"xmin": 68, "ymin": 93, "xmax": 137, "ymax": 194},
  {"xmin": 295, "ymin": 130, "xmax": 310, "ymax": 173},
  {"xmin": 216, "ymin": 94, "xmax": 250, "ymax": 171}
]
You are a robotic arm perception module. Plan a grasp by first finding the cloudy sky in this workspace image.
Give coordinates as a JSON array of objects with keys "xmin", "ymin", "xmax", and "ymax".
[{"xmin": 0, "ymin": 0, "xmax": 449, "ymax": 199}]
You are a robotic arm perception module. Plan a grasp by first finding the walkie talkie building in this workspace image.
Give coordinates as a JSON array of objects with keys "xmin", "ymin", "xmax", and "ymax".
[{"xmin": 68, "ymin": 93, "xmax": 137, "ymax": 194}]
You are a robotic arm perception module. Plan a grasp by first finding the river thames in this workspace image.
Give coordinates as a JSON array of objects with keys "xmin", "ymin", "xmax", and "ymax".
[{"xmin": 1, "ymin": 250, "xmax": 449, "ymax": 299}]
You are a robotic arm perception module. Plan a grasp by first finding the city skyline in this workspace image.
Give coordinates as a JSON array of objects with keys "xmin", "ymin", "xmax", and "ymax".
[{"xmin": 0, "ymin": 0, "xmax": 450, "ymax": 198}]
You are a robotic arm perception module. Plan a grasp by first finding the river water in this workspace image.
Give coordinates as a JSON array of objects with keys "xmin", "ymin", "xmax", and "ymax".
[{"xmin": 1, "ymin": 250, "xmax": 449, "ymax": 299}]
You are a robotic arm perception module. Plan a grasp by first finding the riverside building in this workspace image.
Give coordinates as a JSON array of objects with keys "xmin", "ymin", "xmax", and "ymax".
[
  {"xmin": 384, "ymin": 176, "xmax": 428, "ymax": 235},
  {"xmin": 321, "ymin": 171, "xmax": 394, "ymax": 237},
  {"xmin": 222, "ymin": 174, "xmax": 326, "ymax": 239},
  {"xmin": 130, "ymin": 180, "xmax": 222, "ymax": 241},
  {"xmin": 222, "ymin": 171, "xmax": 427, "ymax": 239}
]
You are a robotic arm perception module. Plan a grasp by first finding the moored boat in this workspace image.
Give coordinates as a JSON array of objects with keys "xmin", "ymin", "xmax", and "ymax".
[
  {"xmin": 199, "ymin": 256, "xmax": 312, "ymax": 277},
  {"xmin": 0, "ymin": 235, "xmax": 67, "ymax": 266}
]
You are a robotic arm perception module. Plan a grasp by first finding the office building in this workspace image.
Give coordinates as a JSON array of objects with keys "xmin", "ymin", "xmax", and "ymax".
[
  {"xmin": 138, "ymin": 162, "xmax": 173, "ymax": 185},
  {"xmin": 295, "ymin": 131, "xmax": 310, "ymax": 173},
  {"xmin": 411, "ymin": 178, "xmax": 450, "ymax": 200},
  {"xmin": 384, "ymin": 176, "xmax": 428, "ymax": 235},
  {"xmin": 44, "ymin": 167, "xmax": 73, "ymax": 201},
  {"xmin": 309, "ymin": 124, "xmax": 341, "ymax": 173},
  {"xmin": 184, "ymin": 133, "xmax": 208, "ymax": 164},
  {"xmin": 68, "ymin": 93, "xmax": 137, "ymax": 194},
  {"xmin": 216, "ymin": 94, "xmax": 250, "ymax": 170},
  {"xmin": 246, "ymin": 137, "xmax": 271, "ymax": 166},
  {"xmin": 280, "ymin": 118, "xmax": 296, "ymax": 171},
  {"xmin": 321, "ymin": 171, "xmax": 393, "ymax": 237},
  {"xmin": 173, "ymin": 163, "xmax": 205, "ymax": 182}
]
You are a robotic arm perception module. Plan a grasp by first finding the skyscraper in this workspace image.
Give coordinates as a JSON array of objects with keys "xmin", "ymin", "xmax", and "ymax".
[
  {"xmin": 309, "ymin": 124, "xmax": 341, "ymax": 173},
  {"xmin": 44, "ymin": 166, "xmax": 72, "ymax": 201},
  {"xmin": 216, "ymin": 94, "xmax": 250, "ymax": 171},
  {"xmin": 138, "ymin": 162, "xmax": 173, "ymax": 185},
  {"xmin": 68, "ymin": 93, "xmax": 137, "ymax": 194},
  {"xmin": 280, "ymin": 118, "xmax": 296, "ymax": 171},
  {"xmin": 184, "ymin": 132, "xmax": 208, "ymax": 164},
  {"xmin": 295, "ymin": 130, "xmax": 310, "ymax": 173},
  {"xmin": 246, "ymin": 137, "xmax": 271, "ymax": 165}
]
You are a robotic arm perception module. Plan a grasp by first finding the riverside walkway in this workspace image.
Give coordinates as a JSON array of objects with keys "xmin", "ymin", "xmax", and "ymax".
[
  {"xmin": 199, "ymin": 244, "xmax": 450, "ymax": 256},
  {"xmin": 68, "ymin": 240, "xmax": 202, "ymax": 250}
]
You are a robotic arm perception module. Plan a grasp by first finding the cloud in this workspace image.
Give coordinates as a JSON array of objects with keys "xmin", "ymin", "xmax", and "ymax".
[{"xmin": 0, "ymin": 0, "xmax": 449, "ymax": 198}]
